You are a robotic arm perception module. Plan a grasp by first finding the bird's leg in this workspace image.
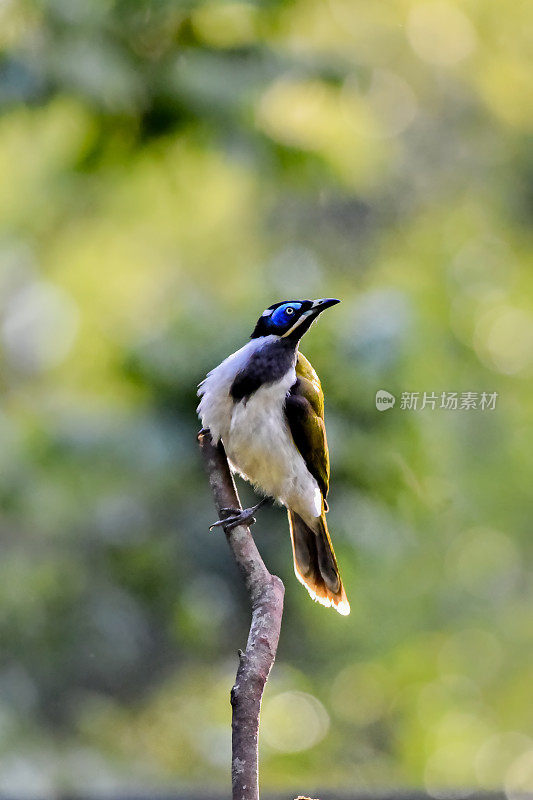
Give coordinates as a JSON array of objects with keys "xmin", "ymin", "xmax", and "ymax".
[{"xmin": 209, "ymin": 498, "xmax": 268, "ymax": 532}]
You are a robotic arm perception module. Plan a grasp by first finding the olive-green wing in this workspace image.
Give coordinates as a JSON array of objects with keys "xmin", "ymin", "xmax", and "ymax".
[{"xmin": 284, "ymin": 352, "xmax": 330, "ymax": 501}]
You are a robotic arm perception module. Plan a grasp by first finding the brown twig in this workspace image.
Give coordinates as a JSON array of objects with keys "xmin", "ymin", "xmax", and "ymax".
[{"xmin": 198, "ymin": 429, "xmax": 285, "ymax": 800}]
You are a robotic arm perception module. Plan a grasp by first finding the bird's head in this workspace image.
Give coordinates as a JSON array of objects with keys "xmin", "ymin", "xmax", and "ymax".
[{"xmin": 250, "ymin": 298, "xmax": 340, "ymax": 341}]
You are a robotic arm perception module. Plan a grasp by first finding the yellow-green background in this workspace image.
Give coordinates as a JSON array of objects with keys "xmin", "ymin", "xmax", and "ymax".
[{"xmin": 1, "ymin": 0, "xmax": 532, "ymax": 796}]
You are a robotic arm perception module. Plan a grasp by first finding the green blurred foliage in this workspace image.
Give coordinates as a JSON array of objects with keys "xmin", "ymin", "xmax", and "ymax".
[{"xmin": 1, "ymin": 0, "xmax": 532, "ymax": 795}]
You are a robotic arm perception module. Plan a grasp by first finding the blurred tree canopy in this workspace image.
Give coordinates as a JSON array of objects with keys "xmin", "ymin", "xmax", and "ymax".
[{"xmin": 0, "ymin": 0, "xmax": 532, "ymax": 796}]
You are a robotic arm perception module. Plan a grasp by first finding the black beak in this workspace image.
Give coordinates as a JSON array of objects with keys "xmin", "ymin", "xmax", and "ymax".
[{"xmin": 310, "ymin": 298, "xmax": 341, "ymax": 316}]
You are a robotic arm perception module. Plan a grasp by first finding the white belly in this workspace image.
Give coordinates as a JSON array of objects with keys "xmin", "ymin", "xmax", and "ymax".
[
  {"xmin": 226, "ymin": 381, "xmax": 322, "ymax": 520},
  {"xmin": 197, "ymin": 339, "xmax": 322, "ymax": 522}
]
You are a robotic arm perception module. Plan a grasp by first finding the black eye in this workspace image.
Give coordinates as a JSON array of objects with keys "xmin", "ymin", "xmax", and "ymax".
[{"xmin": 286, "ymin": 307, "xmax": 295, "ymax": 315}]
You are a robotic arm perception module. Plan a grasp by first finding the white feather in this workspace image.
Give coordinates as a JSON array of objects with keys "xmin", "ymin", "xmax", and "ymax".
[{"xmin": 197, "ymin": 336, "xmax": 322, "ymax": 524}]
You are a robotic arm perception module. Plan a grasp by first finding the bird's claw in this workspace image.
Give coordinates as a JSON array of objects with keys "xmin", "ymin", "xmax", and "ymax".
[
  {"xmin": 209, "ymin": 507, "xmax": 257, "ymax": 531},
  {"xmin": 209, "ymin": 499, "xmax": 266, "ymax": 532}
]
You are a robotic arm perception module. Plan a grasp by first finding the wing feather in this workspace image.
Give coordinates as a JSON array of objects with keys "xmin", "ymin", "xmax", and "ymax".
[{"xmin": 284, "ymin": 352, "xmax": 330, "ymax": 501}]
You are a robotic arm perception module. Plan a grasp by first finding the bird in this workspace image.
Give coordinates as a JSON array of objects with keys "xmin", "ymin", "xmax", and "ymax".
[{"xmin": 197, "ymin": 298, "xmax": 350, "ymax": 616}]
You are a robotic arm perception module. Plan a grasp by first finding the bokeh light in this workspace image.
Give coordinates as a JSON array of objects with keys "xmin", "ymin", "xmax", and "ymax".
[
  {"xmin": 475, "ymin": 732, "xmax": 533, "ymax": 789},
  {"xmin": 474, "ymin": 306, "xmax": 533, "ymax": 375},
  {"xmin": 261, "ymin": 691, "xmax": 330, "ymax": 753},
  {"xmin": 505, "ymin": 748, "xmax": 533, "ymax": 800},
  {"xmin": 407, "ymin": 1, "xmax": 477, "ymax": 67},
  {"xmin": 331, "ymin": 662, "xmax": 388, "ymax": 726},
  {"xmin": 2, "ymin": 281, "xmax": 79, "ymax": 373}
]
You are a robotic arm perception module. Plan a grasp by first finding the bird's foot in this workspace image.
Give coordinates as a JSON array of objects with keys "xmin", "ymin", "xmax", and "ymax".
[{"xmin": 209, "ymin": 498, "xmax": 267, "ymax": 532}]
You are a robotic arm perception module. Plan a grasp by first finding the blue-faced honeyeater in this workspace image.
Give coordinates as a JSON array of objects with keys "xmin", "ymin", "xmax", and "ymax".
[{"xmin": 198, "ymin": 299, "xmax": 349, "ymax": 615}]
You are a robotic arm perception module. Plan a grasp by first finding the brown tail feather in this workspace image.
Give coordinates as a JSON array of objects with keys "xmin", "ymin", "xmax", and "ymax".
[{"xmin": 288, "ymin": 510, "xmax": 350, "ymax": 615}]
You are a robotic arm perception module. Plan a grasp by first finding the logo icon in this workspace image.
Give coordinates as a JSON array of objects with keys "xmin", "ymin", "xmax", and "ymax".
[{"xmin": 375, "ymin": 389, "xmax": 396, "ymax": 411}]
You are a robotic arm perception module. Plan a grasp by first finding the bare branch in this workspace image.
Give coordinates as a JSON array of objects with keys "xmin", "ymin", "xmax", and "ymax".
[{"xmin": 198, "ymin": 429, "xmax": 285, "ymax": 800}]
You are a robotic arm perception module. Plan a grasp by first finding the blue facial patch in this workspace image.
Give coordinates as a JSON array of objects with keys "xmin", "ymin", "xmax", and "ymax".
[{"xmin": 270, "ymin": 302, "xmax": 302, "ymax": 328}]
